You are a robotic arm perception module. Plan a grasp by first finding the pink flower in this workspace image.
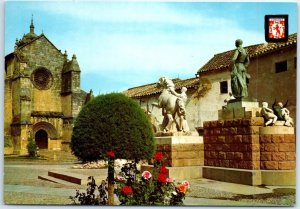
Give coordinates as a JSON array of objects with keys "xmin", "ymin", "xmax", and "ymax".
[
  {"xmin": 106, "ymin": 151, "xmax": 115, "ymax": 159},
  {"xmin": 159, "ymin": 166, "xmax": 168, "ymax": 174},
  {"xmin": 142, "ymin": 171, "xmax": 152, "ymax": 180},
  {"xmin": 166, "ymin": 178, "xmax": 173, "ymax": 184},
  {"xmin": 181, "ymin": 180, "xmax": 190, "ymax": 189}
]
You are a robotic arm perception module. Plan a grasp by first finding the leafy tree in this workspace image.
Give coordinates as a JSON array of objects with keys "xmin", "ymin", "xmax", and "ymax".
[
  {"xmin": 27, "ymin": 137, "xmax": 37, "ymax": 158},
  {"xmin": 71, "ymin": 93, "xmax": 156, "ymax": 205}
]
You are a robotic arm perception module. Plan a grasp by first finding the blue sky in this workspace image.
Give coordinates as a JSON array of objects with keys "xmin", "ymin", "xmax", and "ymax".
[{"xmin": 5, "ymin": 1, "xmax": 298, "ymax": 94}]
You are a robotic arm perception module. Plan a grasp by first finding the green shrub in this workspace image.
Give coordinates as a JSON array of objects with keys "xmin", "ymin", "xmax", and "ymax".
[
  {"xmin": 27, "ymin": 138, "xmax": 37, "ymax": 157},
  {"xmin": 70, "ymin": 93, "xmax": 155, "ymax": 162},
  {"xmin": 4, "ymin": 136, "xmax": 13, "ymax": 147}
]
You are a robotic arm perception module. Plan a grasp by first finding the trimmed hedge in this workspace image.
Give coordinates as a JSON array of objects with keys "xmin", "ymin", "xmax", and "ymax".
[{"xmin": 71, "ymin": 93, "xmax": 156, "ymax": 162}]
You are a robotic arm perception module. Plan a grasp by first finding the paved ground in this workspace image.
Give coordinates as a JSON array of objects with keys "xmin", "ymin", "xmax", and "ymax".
[{"xmin": 3, "ymin": 157, "xmax": 296, "ymax": 206}]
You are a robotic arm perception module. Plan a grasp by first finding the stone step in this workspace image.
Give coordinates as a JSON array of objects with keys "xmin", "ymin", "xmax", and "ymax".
[
  {"xmin": 47, "ymin": 170, "xmax": 104, "ymax": 185},
  {"xmin": 48, "ymin": 170, "xmax": 89, "ymax": 185},
  {"xmin": 38, "ymin": 175, "xmax": 78, "ymax": 186}
]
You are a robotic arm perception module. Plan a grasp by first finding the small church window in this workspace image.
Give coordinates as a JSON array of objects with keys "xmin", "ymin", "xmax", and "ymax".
[
  {"xmin": 220, "ymin": 81, "xmax": 228, "ymax": 94},
  {"xmin": 275, "ymin": 60, "xmax": 287, "ymax": 73}
]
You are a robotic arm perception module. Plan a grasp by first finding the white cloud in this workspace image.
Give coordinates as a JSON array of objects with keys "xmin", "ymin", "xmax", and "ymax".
[{"xmin": 36, "ymin": 2, "xmax": 235, "ymax": 28}]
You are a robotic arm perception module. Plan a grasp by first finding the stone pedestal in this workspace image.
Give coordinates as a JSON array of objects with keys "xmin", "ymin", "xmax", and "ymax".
[
  {"xmin": 203, "ymin": 100, "xmax": 296, "ymax": 186},
  {"xmin": 219, "ymin": 99, "xmax": 261, "ymax": 120},
  {"xmin": 142, "ymin": 132, "xmax": 204, "ymax": 180},
  {"xmin": 155, "ymin": 132, "xmax": 203, "ymax": 167}
]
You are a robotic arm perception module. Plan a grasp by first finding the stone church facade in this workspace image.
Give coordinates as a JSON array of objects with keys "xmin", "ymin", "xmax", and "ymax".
[{"xmin": 5, "ymin": 19, "xmax": 89, "ymax": 155}]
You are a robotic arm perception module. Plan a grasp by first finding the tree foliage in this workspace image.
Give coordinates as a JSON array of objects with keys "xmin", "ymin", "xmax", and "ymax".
[
  {"xmin": 27, "ymin": 138, "xmax": 37, "ymax": 157},
  {"xmin": 71, "ymin": 93, "xmax": 155, "ymax": 162}
]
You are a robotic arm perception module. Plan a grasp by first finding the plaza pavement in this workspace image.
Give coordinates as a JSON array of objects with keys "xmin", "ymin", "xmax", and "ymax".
[{"xmin": 3, "ymin": 160, "xmax": 296, "ymax": 206}]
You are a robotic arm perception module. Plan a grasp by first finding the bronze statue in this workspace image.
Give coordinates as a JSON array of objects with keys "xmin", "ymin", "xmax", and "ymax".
[{"xmin": 231, "ymin": 39, "xmax": 250, "ymax": 98}]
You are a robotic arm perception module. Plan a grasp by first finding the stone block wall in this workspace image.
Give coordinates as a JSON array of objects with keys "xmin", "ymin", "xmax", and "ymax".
[
  {"xmin": 203, "ymin": 117, "xmax": 296, "ymax": 170},
  {"xmin": 203, "ymin": 118, "xmax": 263, "ymax": 170},
  {"xmin": 260, "ymin": 133, "xmax": 296, "ymax": 170},
  {"xmin": 156, "ymin": 143, "xmax": 204, "ymax": 167}
]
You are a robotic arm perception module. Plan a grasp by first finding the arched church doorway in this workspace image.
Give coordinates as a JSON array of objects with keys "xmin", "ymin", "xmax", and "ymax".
[{"xmin": 35, "ymin": 129, "xmax": 48, "ymax": 149}]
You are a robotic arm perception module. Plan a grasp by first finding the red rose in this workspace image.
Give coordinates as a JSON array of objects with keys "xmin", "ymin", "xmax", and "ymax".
[
  {"xmin": 157, "ymin": 173, "xmax": 167, "ymax": 183},
  {"xmin": 106, "ymin": 151, "xmax": 115, "ymax": 159},
  {"xmin": 154, "ymin": 152, "xmax": 163, "ymax": 161},
  {"xmin": 122, "ymin": 186, "xmax": 133, "ymax": 195},
  {"xmin": 159, "ymin": 166, "xmax": 168, "ymax": 174}
]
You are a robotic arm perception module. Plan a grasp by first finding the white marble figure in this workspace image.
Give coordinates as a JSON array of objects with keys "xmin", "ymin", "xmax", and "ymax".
[
  {"xmin": 278, "ymin": 102, "xmax": 294, "ymax": 127},
  {"xmin": 261, "ymin": 102, "xmax": 277, "ymax": 126},
  {"xmin": 152, "ymin": 77, "xmax": 190, "ymax": 132}
]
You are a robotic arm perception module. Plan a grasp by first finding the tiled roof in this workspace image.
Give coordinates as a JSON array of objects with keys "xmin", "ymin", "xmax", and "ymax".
[
  {"xmin": 198, "ymin": 33, "xmax": 297, "ymax": 74},
  {"xmin": 123, "ymin": 77, "xmax": 199, "ymax": 98}
]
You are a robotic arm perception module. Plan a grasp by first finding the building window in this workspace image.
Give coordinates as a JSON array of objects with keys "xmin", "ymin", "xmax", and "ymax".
[
  {"xmin": 275, "ymin": 60, "xmax": 287, "ymax": 73},
  {"xmin": 220, "ymin": 81, "xmax": 228, "ymax": 94}
]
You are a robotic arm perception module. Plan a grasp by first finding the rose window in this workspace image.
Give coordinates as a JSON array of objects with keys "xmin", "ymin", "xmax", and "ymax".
[{"xmin": 31, "ymin": 67, "xmax": 53, "ymax": 90}]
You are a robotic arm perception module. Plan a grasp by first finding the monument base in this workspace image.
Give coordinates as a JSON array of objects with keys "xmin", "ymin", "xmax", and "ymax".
[
  {"xmin": 155, "ymin": 133, "xmax": 203, "ymax": 167},
  {"xmin": 203, "ymin": 166, "xmax": 295, "ymax": 186}
]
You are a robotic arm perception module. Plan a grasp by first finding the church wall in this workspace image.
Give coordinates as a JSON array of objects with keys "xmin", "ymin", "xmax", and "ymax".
[
  {"xmin": 71, "ymin": 92, "xmax": 85, "ymax": 117},
  {"xmin": 19, "ymin": 36, "xmax": 65, "ymax": 113},
  {"xmin": 32, "ymin": 89, "xmax": 61, "ymax": 112},
  {"xmin": 4, "ymin": 79, "xmax": 13, "ymax": 136},
  {"xmin": 61, "ymin": 95, "xmax": 72, "ymax": 117},
  {"xmin": 71, "ymin": 72, "xmax": 81, "ymax": 92},
  {"xmin": 5, "ymin": 57, "xmax": 14, "ymax": 77},
  {"xmin": 5, "ymin": 58, "xmax": 16, "ymax": 137},
  {"xmin": 11, "ymin": 78, "xmax": 21, "ymax": 122}
]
